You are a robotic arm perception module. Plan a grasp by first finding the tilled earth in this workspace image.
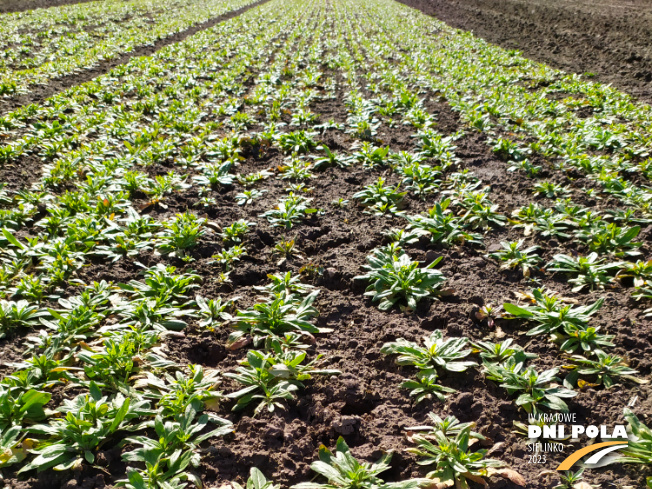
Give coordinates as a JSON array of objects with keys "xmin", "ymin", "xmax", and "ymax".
[
  {"xmin": 398, "ymin": 0, "xmax": 652, "ymax": 104},
  {"xmin": 0, "ymin": 0, "xmax": 96, "ymax": 14}
]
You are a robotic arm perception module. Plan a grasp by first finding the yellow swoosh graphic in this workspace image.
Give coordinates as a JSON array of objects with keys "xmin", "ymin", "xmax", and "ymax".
[{"xmin": 556, "ymin": 441, "xmax": 626, "ymax": 470}]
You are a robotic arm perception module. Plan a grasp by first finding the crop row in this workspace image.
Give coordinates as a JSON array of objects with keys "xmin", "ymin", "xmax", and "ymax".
[
  {"xmin": 0, "ymin": 0, "xmax": 306, "ymax": 485},
  {"xmin": 0, "ymin": 0, "xmax": 256, "ymax": 99}
]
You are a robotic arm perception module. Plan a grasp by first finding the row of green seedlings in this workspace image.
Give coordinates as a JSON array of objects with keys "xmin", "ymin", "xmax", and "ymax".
[
  {"xmin": 381, "ymin": 0, "xmax": 652, "ymax": 315},
  {"xmin": 318, "ymin": 14, "xmax": 651, "ymax": 483},
  {"xmin": 490, "ymin": 200, "xmax": 651, "ymax": 315},
  {"xmin": 354, "ymin": 234, "xmax": 646, "ymax": 406},
  {"xmin": 341, "ymin": 131, "xmax": 651, "ymax": 314},
  {"xmin": 353, "ymin": 243, "xmax": 651, "ymax": 488},
  {"xmin": 0, "ymin": 130, "xmax": 325, "ymax": 303},
  {"xmin": 0, "ymin": 0, "xmax": 648, "ymax": 308},
  {"xmin": 222, "ymin": 271, "xmax": 341, "ymax": 414},
  {"xmin": 209, "ymin": 58, "xmax": 522, "ymax": 487},
  {"xmin": 211, "ymin": 31, "xmax": 522, "ymax": 489},
  {"xmin": 202, "ymin": 30, "xmax": 516, "ymax": 488},
  {"xmin": 0, "ymin": 1, "xmax": 331, "ymax": 297},
  {"xmin": 0, "ymin": 265, "xmax": 237, "ymax": 486},
  {"xmin": 0, "ymin": 0, "xmax": 258, "ymax": 97},
  {"xmin": 0, "ymin": 209, "xmax": 211, "ymax": 307},
  {"xmin": 0, "ymin": 260, "xmax": 340, "ymax": 483},
  {"xmin": 0, "ymin": 0, "xmax": 444, "ymax": 307},
  {"xmin": 0, "ymin": 1, "xmax": 301, "ymax": 299},
  {"xmin": 303, "ymin": 38, "xmax": 548, "ymax": 485},
  {"xmin": 272, "ymin": 4, "xmax": 640, "ymax": 462},
  {"xmin": 191, "ymin": 2, "xmax": 345, "ymax": 214},
  {"xmin": 306, "ymin": 3, "xmax": 652, "ymax": 487},
  {"xmin": 209, "ymin": 213, "xmax": 508, "ymax": 486},
  {"xmin": 3, "ymin": 20, "xmax": 318, "ymax": 300},
  {"xmin": 207, "ymin": 34, "xmax": 331, "ymax": 274},
  {"xmin": 304, "ymin": 25, "xmax": 516, "ymax": 241},
  {"xmin": 360, "ymin": 0, "xmax": 649, "ymax": 255},
  {"xmin": 0, "ymin": 0, "xmax": 296, "ymax": 165},
  {"xmin": 198, "ymin": 0, "xmax": 328, "ymax": 182},
  {"xmin": 499, "ymin": 288, "xmax": 652, "ymax": 488},
  {"xmin": 0, "ymin": 0, "xmax": 256, "ymax": 97},
  {"xmin": 235, "ymin": 405, "xmax": 652, "ymax": 489},
  {"xmin": 229, "ymin": 412, "xmax": 508, "ymax": 489},
  {"xmin": 195, "ymin": 12, "xmax": 397, "ymax": 262}
]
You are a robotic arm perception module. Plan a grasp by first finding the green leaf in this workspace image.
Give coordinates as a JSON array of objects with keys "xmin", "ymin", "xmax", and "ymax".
[
  {"xmin": 109, "ymin": 397, "xmax": 131, "ymax": 432},
  {"xmin": 2, "ymin": 229, "xmax": 23, "ymax": 249},
  {"xmin": 249, "ymin": 467, "xmax": 268, "ymax": 489},
  {"xmin": 84, "ymin": 450, "xmax": 94, "ymax": 464},
  {"xmin": 19, "ymin": 389, "xmax": 51, "ymax": 414},
  {"xmin": 89, "ymin": 382, "xmax": 102, "ymax": 401},
  {"xmin": 503, "ymin": 302, "xmax": 533, "ymax": 317},
  {"xmin": 621, "ymin": 226, "xmax": 641, "ymax": 243},
  {"xmin": 543, "ymin": 395, "xmax": 569, "ymax": 412},
  {"xmin": 127, "ymin": 470, "xmax": 148, "ymax": 489}
]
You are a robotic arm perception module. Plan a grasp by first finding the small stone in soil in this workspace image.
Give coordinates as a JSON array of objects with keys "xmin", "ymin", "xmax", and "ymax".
[{"xmin": 332, "ymin": 415, "xmax": 361, "ymax": 435}]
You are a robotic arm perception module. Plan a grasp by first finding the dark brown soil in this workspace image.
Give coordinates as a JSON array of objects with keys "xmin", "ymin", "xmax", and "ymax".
[
  {"xmin": 0, "ymin": 0, "xmax": 271, "ymax": 115},
  {"xmin": 0, "ymin": 154, "xmax": 45, "ymax": 192},
  {"xmin": 0, "ymin": 0, "xmax": 97, "ymax": 14},
  {"xmin": 397, "ymin": 0, "xmax": 652, "ymax": 104}
]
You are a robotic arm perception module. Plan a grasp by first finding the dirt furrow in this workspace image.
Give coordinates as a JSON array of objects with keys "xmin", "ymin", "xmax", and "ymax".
[{"xmin": 0, "ymin": 0, "xmax": 98, "ymax": 14}]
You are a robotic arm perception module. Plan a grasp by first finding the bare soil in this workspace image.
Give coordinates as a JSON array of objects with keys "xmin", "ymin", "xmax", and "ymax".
[
  {"xmin": 0, "ymin": 0, "xmax": 98, "ymax": 14},
  {"xmin": 397, "ymin": 0, "xmax": 652, "ymax": 104}
]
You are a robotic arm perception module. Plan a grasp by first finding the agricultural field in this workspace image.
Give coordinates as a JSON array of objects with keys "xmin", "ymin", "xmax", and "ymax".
[
  {"xmin": 0, "ymin": 0, "xmax": 651, "ymax": 488},
  {"xmin": 400, "ymin": 0, "xmax": 652, "ymax": 104},
  {"xmin": 0, "ymin": 0, "xmax": 260, "ymax": 113}
]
